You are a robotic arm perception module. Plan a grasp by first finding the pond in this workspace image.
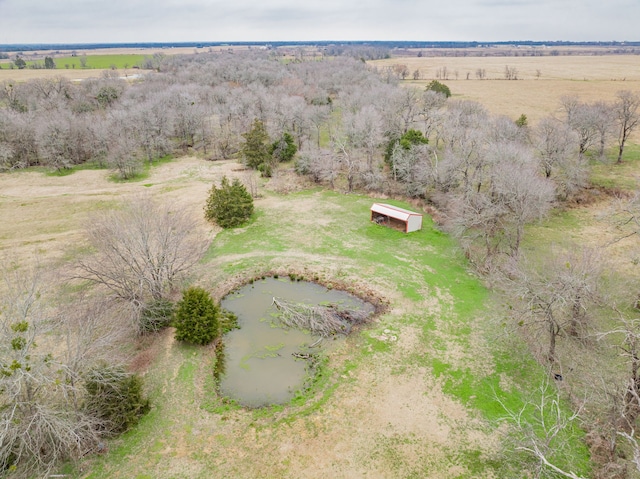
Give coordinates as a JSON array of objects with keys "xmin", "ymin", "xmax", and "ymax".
[{"xmin": 218, "ymin": 277, "xmax": 373, "ymax": 408}]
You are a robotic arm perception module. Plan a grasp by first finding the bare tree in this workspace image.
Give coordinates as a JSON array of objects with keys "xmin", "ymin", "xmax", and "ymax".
[
  {"xmin": 497, "ymin": 379, "xmax": 588, "ymax": 479},
  {"xmin": 169, "ymin": 88, "xmax": 208, "ymax": 153},
  {"xmin": 104, "ymin": 113, "xmax": 143, "ymax": 179},
  {"xmin": 131, "ymin": 96, "xmax": 173, "ymax": 162},
  {"xmin": 504, "ymin": 246, "xmax": 602, "ymax": 363},
  {"xmin": 342, "ymin": 105, "xmax": 384, "ymax": 172},
  {"xmin": 504, "ymin": 65, "xmax": 519, "ymax": 80},
  {"xmin": 591, "ymin": 101, "xmax": 614, "ymax": 160},
  {"xmin": 389, "ymin": 142, "xmax": 437, "ymax": 197},
  {"xmin": 295, "ymin": 147, "xmax": 340, "ymax": 188},
  {"xmin": 613, "ymin": 90, "xmax": 640, "ymax": 164},
  {"xmin": 436, "ymin": 66, "xmax": 450, "ymax": 80},
  {"xmin": 561, "ymin": 96, "xmax": 601, "ymax": 161},
  {"xmin": 383, "ymin": 87, "xmax": 422, "ymax": 138},
  {"xmin": 76, "ymin": 196, "xmax": 207, "ymax": 329},
  {"xmin": 531, "ymin": 116, "xmax": 589, "ymax": 200},
  {"xmin": 597, "ymin": 312, "xmax": 640, "ymax": 433},
  {"xmin": 532, "ymin": 117, "xmax": 578, "ymax": 179},
  {"xmin": 436, "ymin": 100, "xmax": 488, "ymax": 195},
  {"xmin": 0, "ymin": 261, "xmax": 103, "ymax": 476},
  {"xmin": 392, "ymin": 64, "xmax": 409, "ymax": 80},
  {"xmin": 331, "ymin": 133, "xmax": 362, "ymax": 192},
  {"xmin": 420, "ymin": 90, "xmax": 447, "ymax": 140}
]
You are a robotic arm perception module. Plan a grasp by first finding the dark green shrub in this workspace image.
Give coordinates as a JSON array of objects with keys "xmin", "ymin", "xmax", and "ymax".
[
  {"xmin": 96, "ymin": 86, "xmax": 120, "ymax": 108},
  {"xmin": 204, "ymin": 176, "xmax": 254, "ymax": 228},
  {"xmin": 173, "ymin": 286, "xmax": 220, "ymax": 345},
  {"xmin": 384, "ymin": 129, "xmax": 429, "ymax": 165},
  {"xmin": 84, "ymin": 366, "xmax": 150, "ymax": 434},
  {"xmin": 425, "ymin": 80, "xmax": 451, "ymax": 98},
  {"xmin": 241, "ymin": 119, "xmax": 270, "ymax": 170},
  {"xmin": 515, "ymin": 113, "xmax": 528, "ymax": 128},
  {"xmin": 139, "ymin": 299, "xmax": 175, "ymax": 335},
  {"xmin": 270, "ymin": 132, "xmax": 297, "ymax": 163}
]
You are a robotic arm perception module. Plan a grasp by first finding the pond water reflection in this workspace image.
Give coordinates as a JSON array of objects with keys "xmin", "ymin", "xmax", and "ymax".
[{"xmin": 219, "ymin": 277, "xmax": 372, "ymax": 408}]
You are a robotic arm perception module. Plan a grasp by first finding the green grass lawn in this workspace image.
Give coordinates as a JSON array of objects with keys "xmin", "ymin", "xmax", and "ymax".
[
  {"xmin": 75, "ymin": 187, "xmax": 590, "ymax": 478},
  {"xmin": 17, "ymin": 54, "xmax": 149, "ymax": 70}
]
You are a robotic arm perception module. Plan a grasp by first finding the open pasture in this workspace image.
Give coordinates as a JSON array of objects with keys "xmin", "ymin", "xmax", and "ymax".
[
  {"xmin": 372, "ymin": 54, "xmax": 640, "ymax": 126},
  {"xmin": 25, "ymin": 53, "xmax": 148, "ymax": 70},
  {"xmin": 0, "ymin": 159, "xmax": 591, "ymax": 478},
  {"xmin": 0, "ymin": 45, "xmax": 253, "ymax": 81}
]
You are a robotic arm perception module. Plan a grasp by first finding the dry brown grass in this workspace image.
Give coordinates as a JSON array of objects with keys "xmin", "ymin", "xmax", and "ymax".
[
  {"xmin": 0, "ymin": 158, "xmax": 236, "ymax": 269},
  {"xmin": 0, "ymin": 68, "xmax": 112, "ymax": 82},
  {"xmin": 372, "ymin": 55, "xmax": 640, "ymax": 131}
]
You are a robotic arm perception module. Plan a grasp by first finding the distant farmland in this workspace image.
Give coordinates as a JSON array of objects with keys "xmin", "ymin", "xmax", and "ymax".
[
  {"xmin": 0, "ymin": 54, "xmax": 148, "ymax": 70},
  {"xmin": 371, "ymin": 54, "xmax": 640, "ymax": 128}
]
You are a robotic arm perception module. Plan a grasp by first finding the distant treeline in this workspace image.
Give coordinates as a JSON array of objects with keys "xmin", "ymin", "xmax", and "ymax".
[{"xmin": 2, "ymin": 40, "xmax": 640, "ymax": 53}]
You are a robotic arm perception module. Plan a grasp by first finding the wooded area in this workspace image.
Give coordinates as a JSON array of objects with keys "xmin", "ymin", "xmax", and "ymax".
[{"xmin": 1, "ymin": 48, "xmax": 640, "ymax": 477}]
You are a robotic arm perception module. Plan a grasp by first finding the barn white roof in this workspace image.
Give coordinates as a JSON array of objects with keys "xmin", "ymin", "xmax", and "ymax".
[{"xmin": 370, "ymin": 203, "xmax": 422, "ymax": 221}]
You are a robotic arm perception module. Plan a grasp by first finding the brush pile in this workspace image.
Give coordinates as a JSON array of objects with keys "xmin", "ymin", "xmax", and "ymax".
[{"xmin": 271, "ymin": 297, "xmax": 370, "ymax": 337}]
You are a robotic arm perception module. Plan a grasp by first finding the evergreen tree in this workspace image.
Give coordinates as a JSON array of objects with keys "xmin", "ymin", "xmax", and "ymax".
[
  {"xmin": 173, "ymin": 286, "xmax": 220, "ymax": 346},
  {"xmin": 204, "ymin": 176, "xmax": 254, "ymax": 228},
  {"xmin": 13, "ymin": 56, "xmax": 26, "ymax": 69},
  {"xmin": 270, "ymin": 132, "xmax": 298, "ymax": 163},
  {"xmin": 85, "ymin": 366, "xmax": 150, "ymax": 434},
  {"xmin": 385, "ymin": 129, "xmax": 429, "ymax": 164},
  {"xmin": 241, "ymin": 119, "xmax": 270, "ymax": 170},
  {"xmin": 425, "ymin": 80, "xmax": 451, "ymax": 98},
  {"xmin": 515, "ymin": 114, "xmax": 528, "ymax": 128}
]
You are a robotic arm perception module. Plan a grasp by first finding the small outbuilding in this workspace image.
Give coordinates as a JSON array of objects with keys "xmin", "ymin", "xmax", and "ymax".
[{"xmin": 370, "ymin": 203, "xmax": 423, "ymax": 233}]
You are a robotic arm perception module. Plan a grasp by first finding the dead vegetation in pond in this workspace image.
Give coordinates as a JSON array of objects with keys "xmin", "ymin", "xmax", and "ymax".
[{"xmin": 271, "ymin": 297, "xmax": 371, "ymax": 337}]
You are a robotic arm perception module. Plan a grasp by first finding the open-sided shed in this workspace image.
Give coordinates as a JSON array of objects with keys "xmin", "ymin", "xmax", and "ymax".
[{"xmin": 370, "ymin": 203, "xmax": 423, "ymax": 233}]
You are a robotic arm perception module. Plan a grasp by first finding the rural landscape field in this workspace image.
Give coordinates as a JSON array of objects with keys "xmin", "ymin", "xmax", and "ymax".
[{"xmin": 1, "ymin": 44, "xmax": 640, "ymax": 479}]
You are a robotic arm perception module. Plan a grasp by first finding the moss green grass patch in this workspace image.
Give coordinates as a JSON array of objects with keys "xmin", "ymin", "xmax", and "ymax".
[{"xmin": 23, "ymin": 54, "xmax": 148, "ymax": 70}]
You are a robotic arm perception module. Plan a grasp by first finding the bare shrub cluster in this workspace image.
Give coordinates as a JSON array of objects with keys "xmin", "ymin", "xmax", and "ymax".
[
  {"xmin": 0, "ymin": 262, "xmax": 146, "ymax": 477},
  {"xmin": 75, "ymin": 195, "xmax": 207, "ymax": 333}
]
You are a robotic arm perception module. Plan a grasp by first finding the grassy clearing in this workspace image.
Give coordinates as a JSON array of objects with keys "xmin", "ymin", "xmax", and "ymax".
[
  {"xmin": 18, "ymin": 54, "xmax": 148, "ymax": 70},
  {"xmin": 68, "ymin": 187, "xmax": 591, "ymax": 478},
  {"xmin": 107, "ymin": 155, "xmax": 176, "ymax": 183},
  {"xmin": 590, "ymin": 144, "xmax": 640, "ymax": 191}
]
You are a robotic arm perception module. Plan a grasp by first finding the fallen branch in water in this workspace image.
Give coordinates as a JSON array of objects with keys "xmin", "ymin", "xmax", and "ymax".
[{"xmin": 271, "ymin": 297, "xmax": 369, "ymax": 337}]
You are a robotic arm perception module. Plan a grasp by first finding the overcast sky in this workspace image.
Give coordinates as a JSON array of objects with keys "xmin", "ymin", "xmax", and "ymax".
[{"xmin": 0, "ymin": 0, "xmax": 638, "ymax": 44}]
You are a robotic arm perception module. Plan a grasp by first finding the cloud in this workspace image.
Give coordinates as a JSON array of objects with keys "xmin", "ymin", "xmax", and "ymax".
[{"xmin": 0, "ymin": 0, "xmax": 638, "ymax": 44}]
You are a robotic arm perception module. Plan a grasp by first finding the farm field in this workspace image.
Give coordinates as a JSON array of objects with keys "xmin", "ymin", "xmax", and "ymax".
[
  {"xmin": 20, "ymin": 54, "xmax": 149, "ymax": 70},
  {"xmin": 371, "ymin": 54, "xmax": 640, "ymax": 129},
  {"xmin": 0, "ymin": 67, "xmax": 113, "ymax": 82},
  {"xmin": 0, "ymin": 45, "xmax": 252, "ymax": 81}
]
